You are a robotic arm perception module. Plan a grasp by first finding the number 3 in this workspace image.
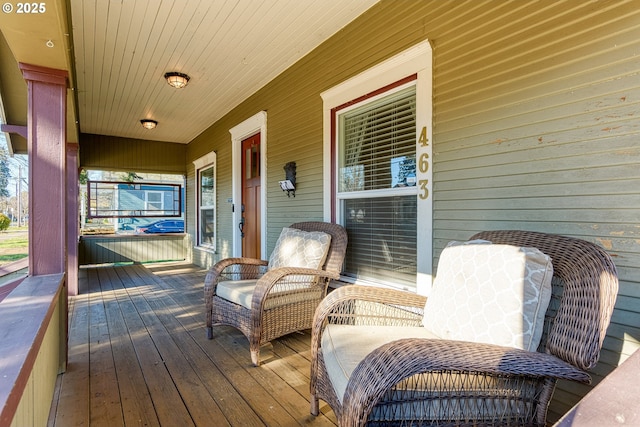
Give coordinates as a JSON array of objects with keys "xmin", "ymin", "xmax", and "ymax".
[{"xmin": 419, "ymin": 180, "xmax": 429, "ymax": 199}]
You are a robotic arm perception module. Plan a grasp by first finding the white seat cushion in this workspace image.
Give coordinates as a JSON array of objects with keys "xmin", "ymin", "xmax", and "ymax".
[
  {"xmin": 423, "ymin": 241, "xmax": 553, "ymax": 351},
  {"xmin": 321, "ymin": 324, "xmax": 440, "ymax": 403},
  {"xmin": 217, "ymin": 279, "xmax": 323, "ymax": 310},
  {"xmin": 216, "ymin": 279, "xmax": 259, "ymax": 309}
]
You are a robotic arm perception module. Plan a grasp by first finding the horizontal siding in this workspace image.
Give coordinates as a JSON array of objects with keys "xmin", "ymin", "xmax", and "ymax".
[
  {"xmin": 185, "ymin": 0, "xmax": 640, "ymax": 422},
  {"xmin": 78, "ymin": 234, "xmax": 189, "ymax": 265},
  {"xmin": 428, "ymin": 0, "xmax": 640, "ymax": 420},
  {"xmin": 80, "ymin": 133, "xmax": 187, "ymax": 174}
]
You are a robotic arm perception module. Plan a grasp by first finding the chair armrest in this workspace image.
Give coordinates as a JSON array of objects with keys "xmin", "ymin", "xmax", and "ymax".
[
  {"xmin": 340, "ymin": 338, "xmax": 591, "ymax": 427},
  {"xmin": 251, "ymin": 266, "xmax": 340, "ymax": 310}
]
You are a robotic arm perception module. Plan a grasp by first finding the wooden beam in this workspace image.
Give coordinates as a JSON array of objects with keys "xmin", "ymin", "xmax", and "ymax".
[{"xmin": 0, "ymin": 124, "xmax": 27, "ymax": 139}]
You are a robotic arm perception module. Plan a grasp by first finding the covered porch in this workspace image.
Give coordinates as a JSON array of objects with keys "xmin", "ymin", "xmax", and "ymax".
[
  {"xmin": 49, "ymin": 261, "xmax": 335, "ymax": 426},
  {"xmin": 2, "ymin": 0, "xmax": 640, "ymax": 425}
]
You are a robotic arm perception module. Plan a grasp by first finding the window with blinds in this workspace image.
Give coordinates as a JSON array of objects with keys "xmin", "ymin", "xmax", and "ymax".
[
  {"xmin": 336, "ymin": 84, "xmax": 417, "ymax": 288},
  {"xmin": 198, "ymin": 162, "xmax": 216, "ymax": 249}
]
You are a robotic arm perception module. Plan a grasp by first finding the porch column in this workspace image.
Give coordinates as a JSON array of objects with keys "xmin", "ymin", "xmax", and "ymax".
[
  {"xmin": 67, "ymin": 143, "xmax": 79, "ymax": 295},
  {"xmin": 20, "ymin": 63, "xmax": 68, "ymax": 276}
]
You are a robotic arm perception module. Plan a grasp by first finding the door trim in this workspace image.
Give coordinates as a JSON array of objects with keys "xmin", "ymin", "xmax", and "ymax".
[{"xmin": 230, "ymin": 111, "xmax": 267, "ymax": 258}]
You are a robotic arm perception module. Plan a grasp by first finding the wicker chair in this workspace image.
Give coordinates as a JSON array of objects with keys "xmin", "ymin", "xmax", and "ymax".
[
  {"xmin": 310, "ymin": 230, "xmax": 618, "ymax": 426},
  {"xmin": 205, "ymin": 221, "xmax": 348, "ymax": 366}
]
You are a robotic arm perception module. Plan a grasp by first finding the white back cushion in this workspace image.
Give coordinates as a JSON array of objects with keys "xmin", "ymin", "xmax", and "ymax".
[
  {"xmin": 268, "ymin": 227, "xmax": 332, "ymax": 270},
  {"xmin": 423, "ymin": 241, "xmax": 553, "ymax": 351}
]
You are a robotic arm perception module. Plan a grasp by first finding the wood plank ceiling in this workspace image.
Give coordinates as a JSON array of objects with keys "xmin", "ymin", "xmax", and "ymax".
[{"xmin": 71, "ymin": 0, "xmax": 379, "ymax": 144}]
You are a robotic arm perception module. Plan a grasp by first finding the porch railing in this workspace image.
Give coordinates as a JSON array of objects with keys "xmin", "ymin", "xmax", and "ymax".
[
  {"xmin": 0, "ymin": 273, "xmax": 66, "ymax": 426},
  {"xmin": 79, "ymin": 233, "xmax": 190, "ymax": 265},
  {"xmin": 0, "ymin": 258, "xmax": 29, "ymax": 303}
]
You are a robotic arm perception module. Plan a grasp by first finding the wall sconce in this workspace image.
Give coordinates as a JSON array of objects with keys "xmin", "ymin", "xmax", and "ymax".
[
  {"xmin": 279, "ymin": 161, "xmax": 296, "ymax": 197},
  {"xmin": 140, "ymin": 119, "xmax": 158, "ymax": 130},
  {"xmin": 164, "ymin": 72, "xmax": 190, "ymax": 89}
]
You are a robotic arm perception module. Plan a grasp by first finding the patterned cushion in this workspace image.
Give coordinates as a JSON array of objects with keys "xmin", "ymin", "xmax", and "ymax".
[
  {"xmin": 423, "ymin": 241, "xmax": 553, "ymax": 351},
  {"xmin": 268, "ymin": 227, "xmax": 332, "ymax": 270}
]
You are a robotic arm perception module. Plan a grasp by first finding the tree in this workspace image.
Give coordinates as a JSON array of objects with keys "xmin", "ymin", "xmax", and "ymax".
[
  {"xmin": 0, "ymin": 213, "xmax": 9, "ymax": 231},
  {"xmin": 120, "ymin": 172, "xmax": 143, "ymax": 183},
  {"xmin": 79, "ymin": 168, "xmax": 88, "ymax": 185},
  {"xmin": 0, "ymin": 148, "xmax": 11, "ymax": 198}
]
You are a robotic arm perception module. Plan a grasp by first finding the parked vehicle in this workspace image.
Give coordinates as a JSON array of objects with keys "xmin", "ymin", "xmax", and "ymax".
[{"xmin": 136, "ymin": 220, "xmax": 184, "ymax": 234}]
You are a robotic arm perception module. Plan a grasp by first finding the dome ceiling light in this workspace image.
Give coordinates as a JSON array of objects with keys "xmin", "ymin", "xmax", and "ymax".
[
  {"xmin": 140, "ymin": 119, "xmax": 158, "ymax": 130},
  {"xmin": 164, "ymin": 72, "xmax": 190, "ymax": 89}
]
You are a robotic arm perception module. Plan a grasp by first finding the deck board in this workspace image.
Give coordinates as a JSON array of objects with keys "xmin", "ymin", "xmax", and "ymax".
[
  {"xmin": 50, "ymin": 269, "xmax": 90, "ymax": 427},
  {"xmin": 48, "ymin": 262, "xmax": 337, "ymax": 427},
  {"xmin": 90, "ymin": 268, "xmax": 129, "ymax": 427}
]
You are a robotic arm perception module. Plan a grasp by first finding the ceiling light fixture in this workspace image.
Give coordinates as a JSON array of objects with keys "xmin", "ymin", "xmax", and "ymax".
[
  {"xmin": 140, "ymin": 119, "xmax": 158, "ymax": 130},
  {"xmin": 164, "ymin": 72, "xmax": 190, "ymax": 89}
]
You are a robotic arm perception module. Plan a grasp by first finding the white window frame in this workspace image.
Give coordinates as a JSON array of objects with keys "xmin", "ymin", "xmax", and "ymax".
[
  {"xmin": 144, "ymin": 190, "xmax": 164, "ymax": 212},
  {"xmin": 193, "ymin": 152, "xmax": 217, "ymax": 251},
  {"xmin": 321, "ymin": 40, "xmax": 433, "ymax": 295}
]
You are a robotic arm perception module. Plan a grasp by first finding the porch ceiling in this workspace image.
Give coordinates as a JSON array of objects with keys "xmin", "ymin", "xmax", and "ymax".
[{"xmin": 0, "ymin": 0, "xmax": 378, "ymax": 152}]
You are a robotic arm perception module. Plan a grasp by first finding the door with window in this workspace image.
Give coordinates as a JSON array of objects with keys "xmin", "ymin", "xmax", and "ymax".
[{"xmin": 241, "ymin": 133, "xmax": 261, "ymax": 258}]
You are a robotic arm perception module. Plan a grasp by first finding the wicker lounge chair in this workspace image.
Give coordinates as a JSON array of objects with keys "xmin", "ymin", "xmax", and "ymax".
[
  {"xmin": 310, "ymin": 230, "xmax": 618, "ymax": 426},
  {"xmin": 205, "ymin": 221, "xmax": 348, "ymax": 366}
]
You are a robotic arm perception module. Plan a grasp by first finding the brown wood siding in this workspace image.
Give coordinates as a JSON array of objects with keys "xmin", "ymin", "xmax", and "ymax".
[
  {"xmin": 80, "ymin": 133, "xmax": 187, "ymax": 174},
  {"xmin": 185, "ymin": 0, "xmax": 640, "ymax": 421}
]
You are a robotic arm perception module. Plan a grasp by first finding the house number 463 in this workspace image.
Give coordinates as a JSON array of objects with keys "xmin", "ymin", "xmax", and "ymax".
[{"xmin": 418, "ymin": 126, "xmax": 430, "ymax": 199}]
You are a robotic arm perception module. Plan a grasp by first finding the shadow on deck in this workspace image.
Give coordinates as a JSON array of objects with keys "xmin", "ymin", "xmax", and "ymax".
[{"xmin": 48, "ymin": 262, "xmax": 336, "ymax": 427}]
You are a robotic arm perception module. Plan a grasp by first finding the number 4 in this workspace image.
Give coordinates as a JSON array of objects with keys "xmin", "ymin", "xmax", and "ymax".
[{"xmin": 418, "ymin": 126, "xmax": 429, "ymax": 147}]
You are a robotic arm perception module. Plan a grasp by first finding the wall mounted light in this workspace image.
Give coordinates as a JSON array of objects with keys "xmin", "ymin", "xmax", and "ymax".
[
  {"xmin": 279, "ymin": 161, "xmax": 296, "ymax": 197},
  {"xmin": 140, "ymin": 119, "xmax": 158, "ymax": 130},
  {"xmin": 164, "ymin": 72, "xmax": 190, "ymax": 89}
]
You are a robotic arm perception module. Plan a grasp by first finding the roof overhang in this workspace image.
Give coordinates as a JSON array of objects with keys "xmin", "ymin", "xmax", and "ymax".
[{"xmin": 0, "ymin": 0, "xmax": 78, "ymax": 154}]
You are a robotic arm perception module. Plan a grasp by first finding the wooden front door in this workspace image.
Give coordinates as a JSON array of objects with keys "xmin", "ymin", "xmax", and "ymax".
[{"xmin": 241, "ymin": 133, "xmax": 261, "ymax": 258}]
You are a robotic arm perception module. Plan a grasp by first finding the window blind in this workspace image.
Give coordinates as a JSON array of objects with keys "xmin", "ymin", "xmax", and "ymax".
[
  {"xmin": 339, "ymin": 86, "xmax": 416, "ymax": 192},
  {"xmin": 337, "ymin": 85, "xmax": 417, "ymax": 287}
]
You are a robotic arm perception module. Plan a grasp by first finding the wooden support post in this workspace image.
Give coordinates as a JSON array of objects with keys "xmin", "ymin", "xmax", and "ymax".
[
  {"xmin": 20, "ymin": 63, "xmax": 68, "ymax": 276},
  {"xmin": 66, "ymin": 143, "xmax": 79, "ymax": 295},
  {"xmin": 20, "ymin": 62, "xmax": 69, "ymax": 371}
]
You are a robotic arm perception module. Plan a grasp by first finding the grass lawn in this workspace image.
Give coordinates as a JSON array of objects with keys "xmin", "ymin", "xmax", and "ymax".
[{"xmin": 0, "ymin": 230, "xmax": 28, "ymax": 266}]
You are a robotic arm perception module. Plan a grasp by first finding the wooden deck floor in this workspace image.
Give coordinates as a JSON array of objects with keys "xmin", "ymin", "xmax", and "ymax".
[{"xmin": 48, "ymin": 262, "xmax": 337, "ymax": 427}]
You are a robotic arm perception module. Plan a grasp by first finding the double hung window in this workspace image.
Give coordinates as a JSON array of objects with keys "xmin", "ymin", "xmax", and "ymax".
[
  {"xmin": 323, "ymin": 40, "xmax": 433, "ymax": 293},
  {"xmin": 145, "ymin": 191, "xmax": 163, "ymax": 211},
  {"xmin": 335, "ymin": 84, "xmax": 417, "ymax": 288},
  {"xmin": 195, "ymin": 153, "xmax": 216, "ymax": 250}
]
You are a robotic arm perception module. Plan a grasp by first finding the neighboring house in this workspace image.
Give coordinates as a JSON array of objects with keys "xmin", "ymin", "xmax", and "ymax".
[
  {"xmin": 1, "ymin": 0, "xmax": 639, "ymax": 423},
  {"xmin": 114, "ymin": 183, "xmax": 184, "ymax": 231}
]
